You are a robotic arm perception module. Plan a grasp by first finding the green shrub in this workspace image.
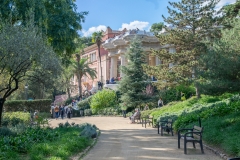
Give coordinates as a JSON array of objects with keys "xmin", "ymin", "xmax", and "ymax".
[
  {"xmin": 77, "ymin": 96, "xmax": 92, "ymax": 110},
  {"xmin": 4, "ymin": 99, "xmax": 52, "ymax": 112},
  {"xmin": 0, "ymin": 127, "xmax": 16, "ymax": 137},
  {"xmin": 90, "ymin": 89, "xmax": 117, "ymax": 114},
  {"xmin": 2, "ymin": 112, "xmax": 30, "ymax": 127},
  {"xmin": 84, "ymin": 109, "xmax": 92, "ymax": 116}
]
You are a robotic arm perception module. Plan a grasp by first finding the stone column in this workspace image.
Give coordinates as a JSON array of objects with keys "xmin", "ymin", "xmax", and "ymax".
[
  {"xmin": 110, "ymin": 56, "xmax": 118, "ymax": 79},
  {"xmin": 120, "ymin": 54, "xmax": 127, "ymax": 77}
]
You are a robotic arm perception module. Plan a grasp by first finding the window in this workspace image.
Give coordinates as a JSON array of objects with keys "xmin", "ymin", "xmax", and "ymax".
[{"xmin": 90, "ymin": 52, "xmax": 96, "ymax": 62}]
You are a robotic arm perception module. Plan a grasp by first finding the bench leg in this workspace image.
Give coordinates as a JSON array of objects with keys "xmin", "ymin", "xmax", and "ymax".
[
  {"xmin": 178, "ymin": 133, "xmax": 180, "ymax": 148},
  {"xmin": 200, "ymin": 141, "xmax": 204, "ymax": 153},
  {"xmin": 171, "ymin": 129, "xmax": 174, "ymax": 136},
  {"xmin": 184, "ymin": 140, "xmax": 187, "ymax": 154},
  {"xmin": 157, "ymin": 124, "xmax": 160, "ymax": 134},
  {"xmin": 161, "ymin": 126, "xmax": 163, "ymax": 136},
  {"xmin": 145, "ymin": 119, "xmax": 146, "ymax": 128},
  {"xmin": 142, "ymin": 119, "xmax": 144, "ymax": 127},
  {"xmin": 193, "ymin": 142, "xmax": 196, "ymax": 148}
]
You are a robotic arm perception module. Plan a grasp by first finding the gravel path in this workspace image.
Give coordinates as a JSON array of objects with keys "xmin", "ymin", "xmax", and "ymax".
[{"xmin": 49, "ymin": 116, "xmax": 222, "ymax": 160}]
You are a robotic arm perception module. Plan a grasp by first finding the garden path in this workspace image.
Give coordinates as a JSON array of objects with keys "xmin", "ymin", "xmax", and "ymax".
[{"xmin": 49, "ymin": 116, "xmax": 222, "ymax": 160}]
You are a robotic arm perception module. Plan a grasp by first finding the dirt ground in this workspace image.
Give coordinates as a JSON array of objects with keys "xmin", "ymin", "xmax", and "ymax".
[{"xmin": 49, "ymin": 116, "xmax": 222, "ymax": 160}]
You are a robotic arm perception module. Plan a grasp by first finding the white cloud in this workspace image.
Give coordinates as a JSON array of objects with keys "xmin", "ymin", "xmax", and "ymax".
[
  {"xmin": 81, "ymin": 25, "xmax": 107, "ymax": 37},
  {"xmin": 118, "ymin": 21, "xmax": 150, "ymax": 31},
  {"xmin": 217, "ymin": 0, "xmax": 236, "ymax": 9}
]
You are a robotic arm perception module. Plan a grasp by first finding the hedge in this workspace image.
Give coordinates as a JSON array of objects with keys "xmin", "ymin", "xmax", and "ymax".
[{"xmin": 3, "ymin": 99, "xmax": 52, "ymax": 112}]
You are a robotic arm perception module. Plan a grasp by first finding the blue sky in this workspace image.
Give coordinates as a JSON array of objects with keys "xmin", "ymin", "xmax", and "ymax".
[{"xmin": 76, "ymin": 0, "xmax": 235, "ymax": 37}]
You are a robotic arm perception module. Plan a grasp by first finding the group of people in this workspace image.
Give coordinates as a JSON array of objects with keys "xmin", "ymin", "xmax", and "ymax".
[
  {"xmin": 51, "ymin": 104, "xmax": 73, "ymax": 120},
  {"xmin": 106, "ymin": 77, "xmax": 121, "ymax": 84}
]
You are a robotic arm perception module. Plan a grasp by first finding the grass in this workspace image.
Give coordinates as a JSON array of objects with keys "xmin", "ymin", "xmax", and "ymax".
[{"xmin": 28, "ymin": 127, "xmax": 92, "ymax": 160}]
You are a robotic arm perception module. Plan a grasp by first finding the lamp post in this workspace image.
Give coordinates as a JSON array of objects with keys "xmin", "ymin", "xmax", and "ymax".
[{"xmin": 25, "ymin": 84, "xmax": 28, "ymax": 100}]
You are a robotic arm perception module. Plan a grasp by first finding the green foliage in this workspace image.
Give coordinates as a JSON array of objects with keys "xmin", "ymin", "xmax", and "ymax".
[
  {"xmin": 84, "ymin": 109, "xmax": 92, "ymax": 116},
  {"xmin": 97, "ymin": 107, "xmax": 121, "ymax": 116},
  {"xmin": 144, "ymin": 0, "xmax": 220, "ymax": 98},
  {"xmin": 4, "ymin": 99, "xmax": 52, "ymax": 112},
  {"xmin": 150, "ymin": 22, "xmax": 164, "ymax": 35},
  {"xmin": 200, "ymin": 17, "xmax": 240, "ymax": 95},
  {"xmin": 90, "ymin": 89, "xmax": 117, "ymax": 114},
  {"xmin": 77, "ymin": 95, "xmax": 92, "ymax": 110},
  {"xmin": 173, "ymin": 94, "xmax": 240, "ymax": 131},
  {"xmin": 0, "ymin": 0, "xmax": 88, "ymax": 60},
  {"xmin": 118, "ymin": 36, "xmax": 148, "ymax": 109},
  {"xmin": 149, "ymin": 94, "xmax": 225, "ymax": 126},
  {"xmin": 0, "ymin": 127, "xmax": 16, "ymax": 137},
  {"xmin": 0, "ymin": 123, "xmax": 94, "ymax": 159},
  {"xmin": 2, "ymin": 112, "xmax": 30, "ymax": 127}
]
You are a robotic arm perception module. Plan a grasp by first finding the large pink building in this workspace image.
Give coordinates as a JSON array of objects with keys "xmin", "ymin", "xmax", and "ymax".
[{"xmin": 71, "ymin": 27, "xmax": 176, "ymax": 94}]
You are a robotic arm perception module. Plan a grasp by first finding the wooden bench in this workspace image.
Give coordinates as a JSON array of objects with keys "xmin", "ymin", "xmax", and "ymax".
[
  {"xmin": 178, "ymin": 125, "xmax": 204, "ymax": 154},
  {"xmin": 157, "ymin": 119, "xmax": 173, "ymax": 136},
  {"xmin": 129, "ymin": 112, "xmax": 141, "ymax": 123},
  {"xmin": 142, "ymin": 115, "xmax": 153, "ymax": 128}
]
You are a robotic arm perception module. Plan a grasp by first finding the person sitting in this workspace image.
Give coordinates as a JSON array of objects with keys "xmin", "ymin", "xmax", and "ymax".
[
  {"xmin": 110, "ymin": 77, "xmax": 115, "ymax": 84},
  {"xmin": 129, "ymin": 108, "xmax": 141, "ymax": 124},
  {"xmin": 144, "ymin": 104, "xmax": 149, "ymax": 110}
]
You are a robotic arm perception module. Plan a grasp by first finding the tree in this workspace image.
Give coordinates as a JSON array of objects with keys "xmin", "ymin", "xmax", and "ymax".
[
  {"xmin": 0, "ymin": 22, "xmax": 60, "ymax": 126},
  {"xmin": 59, "ymin": 66, "xmax": 74, "ymax": 98},
  {"xmin": 0, "ymin": 0, "xmax": 88, "ymax": 61},
  {"xmin": 144, "ymin": 0, "xmax": 220, "ymax": 98},
  {"xmin": 222, "ymin": 0, "xmax": 240, "ymax": 19},
  {"xmin": 221, "ymin": 0, "xmax": 240, "ymax": 28},
  {"xmin": 72, "ymin": 57, "xmax": 97, "ymax": 97},
  {"xmin": 150, "ymin": 22, "xmax": 164, "ymax": 35},
  {"xmin": 118, "ymin": 36, "xmax": 148, "ymax": 109},
  {"xmin": 92, "ymin": 31, "xmax": 103, "ymax": 84},
  {"xmin": 200, "ymin": 17, "xmax": 240, "ymax": 95}
]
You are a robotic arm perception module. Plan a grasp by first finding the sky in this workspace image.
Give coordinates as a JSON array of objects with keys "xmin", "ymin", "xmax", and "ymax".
[{"xmin": 76, "ymin": 0, "xmax": 236, "ymax": 37}]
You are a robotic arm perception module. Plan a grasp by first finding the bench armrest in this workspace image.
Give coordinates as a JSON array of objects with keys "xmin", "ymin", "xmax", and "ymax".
[
  {"xmin": 178, "ymin": 128, "xmax": 193, "ymax": 134},
  {"xmin": 183, "ymin": 131, "xmax": 202, "ymax": 139}
]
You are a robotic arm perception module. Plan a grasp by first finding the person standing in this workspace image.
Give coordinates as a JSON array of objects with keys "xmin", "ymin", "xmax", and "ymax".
[
  {"xmin": 54, "ymin": 105, "xmax": 59, "ymax": 120},
  {"xmin": 59, "ymin": 105, "xmax": 64, "ymax": 120},
  {"xmin": 158, "ymin": 98, "xmax": 164, "ymax": 108},
  {"xmin": 66, "ymin": 106, "xmax": 72, "ymax": 119},
  {"xmin": 122, "ymin": 103, "xmax": 127, "ymax": 118}
]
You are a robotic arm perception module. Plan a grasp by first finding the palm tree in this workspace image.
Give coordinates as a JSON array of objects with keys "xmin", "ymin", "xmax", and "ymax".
[
  {"xmin": 92, "ymin": 31, "xmax": 103, "ymax": 84},
  {"xmin": 61, "ymin": 66, "xmax": 74, "ymax": 98},
  {"xmin": 72, "ymin": 56, "xmax": 97, "ymax": 97}
]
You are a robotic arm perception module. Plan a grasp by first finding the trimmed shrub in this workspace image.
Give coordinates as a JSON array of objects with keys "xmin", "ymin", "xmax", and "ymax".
[
  {"xmin": 3, "ymin": 99, "xmax": 52, "ymax": 112},
  {"xmin": 90, "ymin": 89, "xmax": 117, "ymax": 114},
  {"xmin": 77, "ymin": 96, "xmax": 92, "ymax": 110},
  {"xmin": 2, "ymin": 112, "xmax": 30, "ymax": 127}
]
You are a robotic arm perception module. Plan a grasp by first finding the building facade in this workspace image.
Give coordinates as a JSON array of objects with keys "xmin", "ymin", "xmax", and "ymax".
[{"xmin": 75, "ymin": 27, "xmax": 175, "ymax": 93}]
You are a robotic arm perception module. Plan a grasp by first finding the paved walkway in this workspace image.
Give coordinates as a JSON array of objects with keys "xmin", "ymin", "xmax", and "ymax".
[{"xmin": 49, "ymin": 117, "xmax": 222, "ymax": 160}]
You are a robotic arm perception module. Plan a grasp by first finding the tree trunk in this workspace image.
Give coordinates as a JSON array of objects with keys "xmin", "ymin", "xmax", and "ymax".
[
  {"xmin": 67, "ymin": 87, "xmax": 71, "ymax": 98},
  {"xmin": 195, "ymin": 84, "xmax": 201, "ymax": 99},
  {"xmin": 0, "ymin": 98, "xmax": 5, "ymax": 127},
  {"xmin": 97, "ymin": 43, "xmax": 103, "ymax": 84},
  {"xmin": 77, "ymin": 73, "xmax": 81, "ymax": 97}
]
